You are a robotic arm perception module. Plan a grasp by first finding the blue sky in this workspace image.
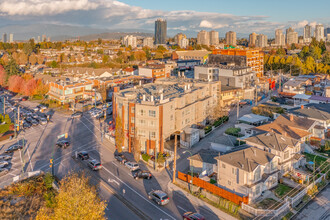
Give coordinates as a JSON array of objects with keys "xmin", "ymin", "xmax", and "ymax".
[{"xmin": 0, "ymin": 0, "xmax": 329, "ymax": 37}]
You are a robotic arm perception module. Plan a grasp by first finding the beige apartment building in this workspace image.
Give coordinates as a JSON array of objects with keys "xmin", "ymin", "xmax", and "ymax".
[
  {"xmin": 113, "ymin": 78, "xmax": 221, "ymax": 154},
  {"xmin": 217, "ymin": 147, "xmax": 279, "ymax": 203},
  {"xmin": 225, "ymin": 31, "xmax": 237, "ymax": 46}
]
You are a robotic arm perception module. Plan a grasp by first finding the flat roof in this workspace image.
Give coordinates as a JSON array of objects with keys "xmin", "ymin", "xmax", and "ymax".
[{"xmin": 238, "ymin": 113, "xmax": 269, "ymax": 123}]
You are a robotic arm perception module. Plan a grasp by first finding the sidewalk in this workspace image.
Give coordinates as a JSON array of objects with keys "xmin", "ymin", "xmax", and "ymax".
[{"xmin": 167, "ymin": 181, "xmax": 237, "ymax": 220}]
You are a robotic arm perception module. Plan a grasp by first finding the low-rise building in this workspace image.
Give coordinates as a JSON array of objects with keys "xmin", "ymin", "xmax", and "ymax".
[
  {"xmin": 188, "ymin": 149, "xmax": 219, "ymax": 176},
  {"xmin": 138, "ymin": 64, "xmax": 168, "ymax": 79},
  {"xmin": 217, "ymin": 147, "xmax": 279, "ymax": 203},
  {"xmin": 172, "ymin": 50, "xmax": 211, "ymax": 62},
  {"xmin": 282, "ymin": 77, "xmax": 312, "ymax": 95}
]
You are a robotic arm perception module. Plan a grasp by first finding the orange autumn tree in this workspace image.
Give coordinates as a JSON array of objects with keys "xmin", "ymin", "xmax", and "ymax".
[
  {"xmin": 0, "ymin": 65, "xmax": 6, "ymax": 86},
  {"xmin": 8, "ymin": 75, "xmax": 23, "ymax": 93}
]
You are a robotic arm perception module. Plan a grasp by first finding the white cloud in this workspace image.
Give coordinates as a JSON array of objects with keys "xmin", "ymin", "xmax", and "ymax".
[{"xmin": 199, "ymin": 20, "xmax": 213, "ymax": 28}]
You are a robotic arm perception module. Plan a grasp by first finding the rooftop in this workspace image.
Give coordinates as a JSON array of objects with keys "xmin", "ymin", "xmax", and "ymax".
[
  {"xmin": 287, "ymin": 103, "xmax": 330, "ymax": 121},
  {"xmin": 238, "ymin": 113, "xmax": 269, "ymax": 124}
]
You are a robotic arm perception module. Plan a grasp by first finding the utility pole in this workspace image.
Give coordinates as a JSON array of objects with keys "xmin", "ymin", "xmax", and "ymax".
[
  {"xmin": 279, "ymin": 71, "xmax": 282, "ymax": 93},
  {"xmin": 94, "ymin": 89, "xmax": 97, "ymax": 108},
  {"xmin": 172, "ymin": 132, "xmax": 178, "ymax": 183},
  {"xmin": 155, "ymin": 140, "xmax": 158, "ymax": 171},
  {"xmin": 3, "ymin": 96, "xmax": 5, "ymax": 114},
  {"xmin": 236, "ymin": 94, "xmax": 239, "ymax": 119},
  {"xmin": 255, "ymin": 84, "xmax": 258, "ymax": 106}
]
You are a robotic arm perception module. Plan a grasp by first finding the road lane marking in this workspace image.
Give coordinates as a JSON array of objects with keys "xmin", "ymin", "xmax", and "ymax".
[
  {"xmin": 111, "ymin": 161, "xmax": 118, "ymax": 167},
  {"xmin": 102, "ymin": 166, "xmax": 176, "ymax": 220},
  {"xmin": 108, "ymin": 178, "xmax": 120, "ymax": 186},
  {"xmin": 177, "ymin": 205, "xmax": 187, "ymax": 212}
]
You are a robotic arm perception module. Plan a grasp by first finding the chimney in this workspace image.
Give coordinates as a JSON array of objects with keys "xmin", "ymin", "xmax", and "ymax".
[
  {"xmin": 151, "ymin": 95, "xmax": 154, "ymax": 102},
  {"xmin": 184, "ymin": 85, "xmax": 187, "ymax": 90},
  {"xmin": 301, "ymin": 105, "xmax": 304, "ymax": 109},
  {"xmin": 187, "ymin": 84, "xmax": 190, "ymax": 90},
  {"xmin": 290, "ymin": 114, "xmax": 294, "ymax": 121},
  {"xmin": 143, "ymin": 94, "xmax": 146, "ymax": 101}
]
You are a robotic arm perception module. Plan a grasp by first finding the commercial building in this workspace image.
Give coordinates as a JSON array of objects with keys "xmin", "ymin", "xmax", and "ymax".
[
  {"xmin": 172, "ymin": 50, "xmax": 211, "ymax": 62},
  {"xmin": 325, "ymin": 27, "xmax": 330, "ymax": 37},
  {"xmin": 210, "ymin": 48, "xmax": 264, "ymax": 77},
  {"xmin": 286, "ymin": 27, "xmax": 298, "ymax": 45},
  {"xmin": 155, "ymin": 19, "xmax": 167, "ymax": 45},
  {"xmin": 249, "ymin": 32, "xmax": 257, "ymax": 47},
  {"xmin": 256, "ymin": 34, "xmax": 268, "ymax": 48},
  {"xmin": 304, "ymin": 25, "xmax": 312, "ymax": 43},
  {"xmin": 2, "ymin": 33, "xmax": 7, "ymax": 43},
  {"xmin": 138, "ymin": 64, "xmax": 168, "ymax": 79},
  {"xmin": 9, "ymin": 34, "xmax": 13, "ymax": 43},
  {"xmin": 315, "ymin": 24, "xmax": 325, "ymax": 42},
  {"xmin": 197, "ymin": 30, "xmax": 210, "ymax": 46},
  {"xmin": 225, "ymin": 31, "xmax": 237, "ymax": 46},
  {"xmin": 209, "ymin": 30, "xmax": 219, "ymax": 45},
  {"xmin": 143, "ymin": 37, "xmax": 154, "ymax": 48},
  {"xmin": 175, "ymin": 33, "xmax": 189, "ymax": 48},
  {"xmin": 113, "ymin": 78, "xmax": 221, "ymax": 154},
  {"xmin": 275, "ymin": 29, "xmax": 285, "ymax": 46},
  {"xmin": 123, "ymin": 35, "xmax": 137, "ymax": 48}
]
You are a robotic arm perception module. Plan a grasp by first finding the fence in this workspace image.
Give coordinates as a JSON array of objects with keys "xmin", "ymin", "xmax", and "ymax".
[
  {"xmin": 241, "ymin": 201, "xmax": 290, "ymax": 217},
  {"xmin": 177, "ymin": 171, "xmax": 249, "ymax": 205}
]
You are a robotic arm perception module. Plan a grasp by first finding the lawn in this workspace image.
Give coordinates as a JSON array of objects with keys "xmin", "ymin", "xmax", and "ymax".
[
  {"xmin": 304, "ymin": 153, "xmax": 327, "ymax": 167},
  {"xmin": 274, "ymin": 183, "xmax": 293, "ymax": 198}
]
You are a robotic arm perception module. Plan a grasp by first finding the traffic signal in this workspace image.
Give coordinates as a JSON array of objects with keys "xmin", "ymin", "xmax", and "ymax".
[{"xmin": 49, "ymin": 159, "xmax": 53, "ymax": 167}]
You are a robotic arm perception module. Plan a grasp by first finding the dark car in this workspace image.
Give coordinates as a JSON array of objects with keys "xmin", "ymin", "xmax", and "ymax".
[
  {"xmin": 133, "ymin": 170, "xmax": 152, "ymax": 180},
  {"xmin": 5, "ymin": 144, "xmax": 23, "ymax": 153},
  {"xmin": 71, "ymin": 111, "xmax": 83, "ymax": 118},
  {"xmin": 56, "ymin": 140, "xmax": 70, "ymax": 148},
  {"xmin": 23, "ymin": 121, "xmax": 32, "ymax": 129},
  {"xmin": 114, "ymin": 153, "xmax": 127, "ymax": 164},
  {"xmin": 87, "ymin": 159, "xmax": 102, "ymax": 171},
  {"xmin": 78, "ymin": 151, "xmax": 89, "ymax": 160},
  {"xmin": 148, "ymin": 190, "xmax": 169, "ymax": 206},
  {"xmin": 31, "ymin": 119, "xmax": 39, "ymax": 126},
  {"xmin": 183, "ymin": 212, "xmax": 205, "ymax": 220}
]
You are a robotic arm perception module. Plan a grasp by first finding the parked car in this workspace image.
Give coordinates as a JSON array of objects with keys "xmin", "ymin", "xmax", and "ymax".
[
  {"xmin": 31, "ymin": 119, "xmax": 39, "ymax": 126},
  {"xmin": 183, "ymin": 212, "xmax": 205, "ymax": 220},
  {"xmin": 33, "ymin": 107, "xmax": 39, "ymax": 112},
  {"xmin": 148, "ymin": 190, "xmax": 170, "ymax": 206},
  {"xmin": 133, "ymin": 170, "xmax": 152, "ymax": 180},
  {"xmin": 39, "ymin": 118, "xmax": 47, "ymax": 125},
  {"xmin": 125, "ymin": 161, "xmax": 139, "ymax": 171},
  {"xmin": 114, "ymin": 153, "xmax": 127, "ymax": 164},
  {"xmin": 87, "ymin": 159, "xmax": 102, "ymax": 171},
  {"xmin": 56, "ymin": 140, "xmax": 70, "ymax": 148},
  {"xmin": 71, "ymin": 111, "xmax": 83, "ymax": 118},
  {"xmin": 0, "ymin": 168, "xmax": 9, "ymax": 176},
  {"xmin": 0, "ymin": 161, "xmax": 9, "ymax": 168},
  {"xmin": 23, "ymin": 121, "xmax": 32, "ymax": 129},
  {"xmin": 0, "ymin": 154, "xmax": 12, "ymax": 161},
  {"xmin": 77, "ymin": 151, "xmax": 89, "ymax": 160},
  {"xmin": 5, "ymin": 144, "xmax": 23, "ymax": 153}
]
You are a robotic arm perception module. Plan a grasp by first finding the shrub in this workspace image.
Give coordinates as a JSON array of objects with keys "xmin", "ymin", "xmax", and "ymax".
[
  {"xmin": 204, "ymin": 125, "xmax": 212, "ymax": 134},
  {"xmin": 0, "ymin": 123, "xmax": 10, "ymax": 134},
  {"xmin": 225, "ymin": 127, "xmax": 241, "ymax": 136},
  {"xmin": 44, "ymin": 173, "xmax": 55, "ymax": 189},
  {"xmin": 142, "ymin": 153, "xmax": 150, "ymax": 162},
  {"xmin": 4, "ymin": 114, "xmax": 11, "ymax": 124}
]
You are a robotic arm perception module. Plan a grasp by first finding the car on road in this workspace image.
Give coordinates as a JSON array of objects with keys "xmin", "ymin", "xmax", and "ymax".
[
  {"xmin": 125, "ymin": 161, "xmax": 139, "ymax": 171},
  {"xmin": 133, "ymin": 170, "xmax": 152, "ymax": 179},
  {"xmin": 71, "ymin": 111, "xmax": 83, "ymax": 118},
  {"xmin": 87, "ymin": 159, "xmax": 102, "ymax": 171},
  {"xmin": 56, "ymin": 140, "xmax": 70, "ymax": 148},
  {"xmin": 33, "ymin": 106, "xmax": 39, "ymax": 112},
  {"xmin": 183, "ymin": 212, "xmax": 205, "ymax": 220},
  {"xmin": 39, "ymin": 117, "xmax": 47, "ymax": 125},
  {"xmin": 0, "ymin": 161, "xmax": 9, "ymax": 168},
  {"xmin": 0, "ymin": 154, "xmax": 12, "ymax": 161},
  {"xmin": 77, "ymin": 151, "xmax": 89, "ymax": 160},
  {"xmin": 31, "ymin": 119, "xmax": 39, "ymax": 126},
  {"xmin": 5, "ymin": 144, "xmax": 23, "ymax": 153},
  {"xmin": 148, "ymin": 190, "xmax": 169, "ymax": 206},
  {"xmin": 23, "ymin": 121, "xmax": 32, "ymax": 129},
  {"xmin": 0, "ymin": 168, "xmax": 9, "ymax": 176},
  {"xmin": 114, "ymin": 153, "xmax": 127, "ymax": 164}
]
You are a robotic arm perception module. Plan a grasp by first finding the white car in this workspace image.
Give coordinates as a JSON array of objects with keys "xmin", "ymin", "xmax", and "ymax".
[
  {"xmin": 0, "ymin": 155, "xmax": 12, "ymax": 161},
  {"xmin": 125, "ymin": 162, "xmax": 139, "ymax": 171},
  {"xmin": 0, "ymin": 161, "xmax": 9, "ymax": 168},
  {"xmin": 39, "ymin": 118, "xmax": 47, "ymax": 125}
]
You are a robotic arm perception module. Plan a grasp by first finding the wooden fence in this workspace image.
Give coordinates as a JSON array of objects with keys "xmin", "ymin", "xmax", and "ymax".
[{"xmin": 177, "ymin": 171, "xmax": 249, "ymax": 205}]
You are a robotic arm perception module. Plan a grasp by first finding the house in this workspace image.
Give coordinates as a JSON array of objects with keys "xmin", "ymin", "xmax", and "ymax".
[
  {"xmin": 217, "ymin": 147, "xmax": 279, "ymax": 203},
  {"xmin": 245, "ymin": 132, "xmax": 306, "ymax": 174},
  {"xmin": 238, "ymin": 113, "xmax": 269, "ymax": 126},
  {"xmin": 251, "ymin": 114, "xmax": 316, "ymax": 142},
  {"xmin": 180, "ymin": 127, "xmax": 200, "ymax": 148},
  {"xmin": 188, "ymin": 149, "xmax": 219, "ymax": 176},
  {"xmin": 282, "ymin": 77, "xmax": 311, "ymax": 95}
]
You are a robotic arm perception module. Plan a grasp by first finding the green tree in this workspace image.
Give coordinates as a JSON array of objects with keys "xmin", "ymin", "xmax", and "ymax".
[
  {"xmin": 5, "ymin": 57, "xmax": 20, "ymax": 76},
  {"xmin": 290, "ymin": 43, "xmax": 296, "ymax": 50},
  {"xmin": 309, "ymin": 46, "xmax": 322, "ymax": 60},
  {"xmin": 97, "ymin": 38, "xmax": 102, "ymax": 45},
  {"xmin": 322, "ymin": 52, "xmax": 330, "ymax": 65},
  {"xmin": 115, "ymin": 115, "xmax": 124, "ymax": 153},
  {"xmin": 50, "ymin": 61, "xmax": 58, "ymax": 68}
]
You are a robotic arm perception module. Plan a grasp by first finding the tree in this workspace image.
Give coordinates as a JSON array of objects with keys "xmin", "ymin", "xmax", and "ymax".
[
  {"xmin": 8, "ymin": 75, "xmax": 23, "ymax": 93},
  {"xmin": 97, "ymin": 38, "xmax": 102, "ymax": 45},
  {"xmin": 34, "ymin": 79, "xmax": 49, "ymax": 96},
  {"xmin": 115, "ymin": 115, "xmax": 124, "ymax": 153},
  {"xmin": 0, "ymin": 65, "xmax": 6, "ymax": 86},
  {"xmin": 98, "ymin": 85, "xmax": 108, "ymax": 103},
  {"xmin": 305, "ymin": 56, "xmax": 316, "ymax": 73},
  {"xmin": 5, "ymin": 57, "xmax": 20, "ymax": 76},
  {"xmin": 290, "ymin": 43, "xmax": 296, "ymax": 50},
  {"xmin": 132, "ymin": 134, "xmax": 141, "ymax": 162},
  {"xmin": 22, "ymin": 78, "xmax": 37, "ymax": 96},
  {"xmin": 36, "ymin": 172, "xmax": 106, "ymax": 220}
]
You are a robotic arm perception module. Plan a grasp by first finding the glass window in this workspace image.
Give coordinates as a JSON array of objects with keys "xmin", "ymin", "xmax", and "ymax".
[
  {"xmin": 150, "ymin": 131, "xmax": 156, "ymax": 138},
  {"xmin": 149, "ymin": 120, "xmax": 155, "ymax": 127},
  {"xmin": 228, "ymin": 180, "xmax": 231, "ymax": 185},
  {"xmin": 149, "ymin": 110, "xmax": 156, "ymax": 117},
  {"xmin": 232, "ymin": 168, "xmax": 236, "ymax": 175},
  {"xmin": 139, "ymin": 109, "xmax": 145, "ymax": 116},
  {"xmin": 130, "ymin": 117, "xmax": 135, "ymax": 123},
  {"xmin": 131, "ymin": 107, "xmax": 135, "ymax": 113},
  {"xmin": 284, "ymin": 151, "xmax": 289, "ymax": 160}
]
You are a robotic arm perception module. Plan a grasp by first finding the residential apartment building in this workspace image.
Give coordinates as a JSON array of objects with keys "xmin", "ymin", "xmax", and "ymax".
[
  {"xmin": 179, "ymin": 38, "xmax": 189, "ymax": 48},
  {"xmin": 304, "ymin": 25, "xmax": 312, "ymax": 43},
  {"xmin": 172, "ymin": 50, "xmax": 211, "ymax": 62},
  {"xmin": 174, "ymin": 33, "xmax": 186, "ymax": 45},
  {"xmin": 217, "ymin": 147, "xmax": 279, "ymax": 203},
  {"xmin": 9, "ymin": 33, "xmax": 13, "ymax": 43},
  {"xmin": 210, "ymin": 48, "xmax": 264, "ymax": 77},
  {"xmin": 197, "ymin": 30, "xmax": 210, "ymax": 46},
  {"xmin": 249, "ymin": 32, "xmax": 257, "ymax": 47},
  {"xmin": 209, "ymin": 30, "xmax": 219, "ymax": 46},
  {"xmin": 175, "ymin": 33, "xmax": 189, "ymax": 48},
  {"xmin": 245, "ymin": 132, "xmax": 305, "ymax": 174},
  {"xmin": 225, "ymin": 31, "xmax": 237, "ymax": 46},
  {"xmin": 286, "ymin": 27, "xmax": 298, "ymax": 45},
  {"xmin": 2, "ymin": 33, "xmax": 7, "ymax": 43},
  {"xmin": 155, "ymin": 19, "xmax": 167, "ymax": 45},
  {"xmin": 221, "ymin": 85, "xmax": 243, "ymax": 107},
  {"xmin": 256, "ymin": 34, "xmax": 268, "ymax": 48},
  {"xmin": 143, "ymin": 37, "xmax": 154, "ymax": 48},
  {"xmin": 315, "ymin": 24, "xmax": 325, "ymax": 42},
  {"xmin": 275, "ymin": 29, "xmax": 285, "ymax": 46},
  {"xmin": 123, "ymin": 35, "xmax": 137, "ymax": 48},
  {"xmin": 113, "ymin": 78, "xmax": 221, "ymax": 154},
  {"xmin": 138, "ymin": 64, "xmax": 168, "ymax": 79}
]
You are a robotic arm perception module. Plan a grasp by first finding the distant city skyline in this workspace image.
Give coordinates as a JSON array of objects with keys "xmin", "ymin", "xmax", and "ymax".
[{"xmin": 0, "ymin": 0, "xmax": 329, "ymax": 38}]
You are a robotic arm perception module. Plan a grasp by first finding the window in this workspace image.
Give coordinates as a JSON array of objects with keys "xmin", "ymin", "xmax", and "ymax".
[
  {"xmin": 138, "ymin": 130, "xmax": 145, "ymax": 137},
  {"xmin": 139, "ymin": 109, "xmax": 145, "ymax": 116},
  {"xmin": 254, "ymin": 167, "xmax": 261, "ymax": 181},
  {"xmin": 131, "ymin": 107, "xmax": 135, "ymax": 113},
  {"xmin": 271, "ymin": 161, "xmax": 276, "ymax": 171},
  {"xmin": 139, "ymin": 119, "xmax": 146, "ymax": 126},
  {"xmin": 284, "ymin": 151, "xmax": 289, "ymax": 160},
  {"xmin": 130, "ymin": 117, "xmax": 135, "ymax": 123},
  {"xmin": 149, "ymin": 120, "xmax": 155, "ymax": 127},
  {"xmin": 170, "ymin": 115, "xmax": 174, "ymax": 120},
  {"xmin": 149, "ymin": 110, "xmax": 156, "ymax": 117},
  {"xmin": 222, "ymin": 163, "xmax": 226, "ymax": 168},
  {"xmin": 186, "ymin": 109, "xmax": 190, "ymax": 115},
  {"xmin": 150, "ymin": 131, "xmax": 156, "ymax": 138},
  {"xmin": 228, "ymin": 180, "xmax": 231, "ymax": 185},
  {"xmin": 232, "ymin": 168, "xmax": 236, "ymax": 175},
  {"xmin": 255, "ymin": 185, "xmax": 261, "ymax": 195}
]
